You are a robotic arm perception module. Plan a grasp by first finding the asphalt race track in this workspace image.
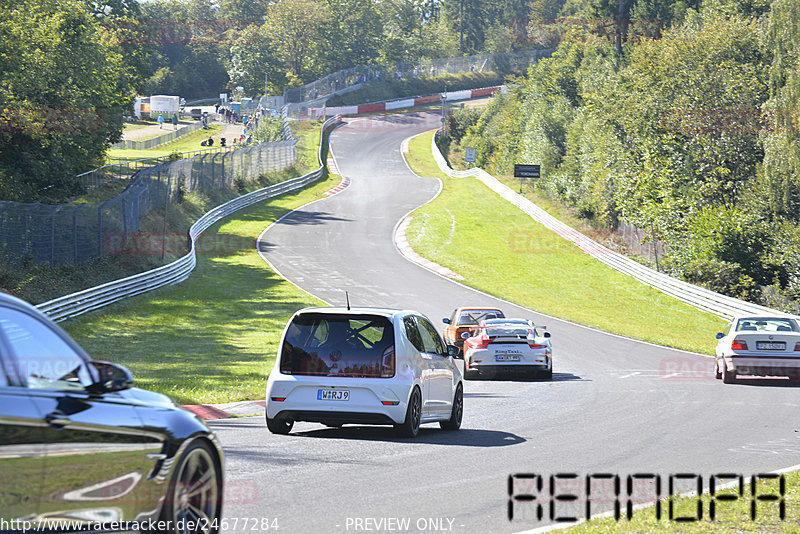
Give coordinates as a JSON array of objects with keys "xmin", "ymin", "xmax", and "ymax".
[{"xmin": 210, "ymin": 112, "xmax": 800, "ymax": 533}]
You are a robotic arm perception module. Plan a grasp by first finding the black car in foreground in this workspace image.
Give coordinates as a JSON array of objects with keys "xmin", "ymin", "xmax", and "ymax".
[{"xmin": 0, "ymin": 293, "xmax": 223, "ymax": 533}]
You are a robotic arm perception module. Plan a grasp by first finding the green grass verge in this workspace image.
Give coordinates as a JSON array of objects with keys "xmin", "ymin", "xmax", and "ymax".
[
  {"xmin": 108, "ymin": 124, "xmax": 224, "ymax": 161},
  {"xmin": 404, "ymin": 130, "xmax": 726, "ymax": 354},
  {"xmin": 560, "ymin": 470, "xmax": 799, "ymax": 532},
  {"xmin": 63, "ymin": 172, "xmax": 335, "ymax": 405}
]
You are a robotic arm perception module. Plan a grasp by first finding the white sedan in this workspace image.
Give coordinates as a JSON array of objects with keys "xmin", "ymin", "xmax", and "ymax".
[
  {"xmin": 715, "ymin": 316, "xmax": 800, "ymax": 383},
  {"xmin": 461, "ymin": 318, "xmax": 552, "ymax": 379}
]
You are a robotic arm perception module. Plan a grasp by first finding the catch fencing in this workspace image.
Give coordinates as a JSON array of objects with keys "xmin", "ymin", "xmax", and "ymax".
[
  {"xmin": 36, "ymin": 117, "xmax": 339, "ymax": 321},
  {"xmin": 0, "ymin": 140, "xmax": 296, "ymax": 267},
  {"xmin": 111, "ymin": 121, "xmax": 205, "ymax": 150},
  {"xmin": 285, "ymin": 49, "xmax": 552, "ymax": 104},
  {"xmin": 430, "ymin": 133, "xmax": 782, "ymax": 320}
]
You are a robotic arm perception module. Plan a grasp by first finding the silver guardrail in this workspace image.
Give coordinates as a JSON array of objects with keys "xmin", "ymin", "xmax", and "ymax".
[
  {"xmin": 38, "ymin": 116, "xmax": 340, "ymax": 322},
  {"xmin": 430, "ymin": 133, "xmax": 782, "ymax": 320}
]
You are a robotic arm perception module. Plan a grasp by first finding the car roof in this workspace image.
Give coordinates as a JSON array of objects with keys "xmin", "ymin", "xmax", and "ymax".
[
  {"xmin": 295, "ymin": 307, "xmax": 414, "ymax": 320},
  {"xmin": 455, "ymin": 306, "xmax": 503, "ymax": 312},
  {"xmin": 732, "ymin": 315, "xmax": 800, "ymax": 322},
  {"xmin": 0, "ymin": 292, "xmax": 43, "ymax": 314}
]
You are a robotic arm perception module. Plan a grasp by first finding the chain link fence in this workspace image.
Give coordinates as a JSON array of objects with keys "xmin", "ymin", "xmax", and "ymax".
[
  {"xmin": 0, "ymin": 139, "xmax": 296, "ymax": 267},
  {"xmin": 284, "ymin": 49, "xmax": 552, "ymax": 104}
]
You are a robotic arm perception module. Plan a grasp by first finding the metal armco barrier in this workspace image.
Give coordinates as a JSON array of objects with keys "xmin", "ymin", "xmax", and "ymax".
[
  {"xmin": 430, "ymin": 133, "xmax": 783, "ymax": 321},
  {"xmin": 37, "ymin": 117, "xmax": 340, "ymax": 322}
]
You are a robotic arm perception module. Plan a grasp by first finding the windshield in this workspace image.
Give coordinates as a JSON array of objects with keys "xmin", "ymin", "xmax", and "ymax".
[
  {"xmin": 280, "ymin": 313, "xmax": 395, "ymax": 377},
  {"xmin": 456, "ymin": 309, "xmax": 504, "ymax": 326}
]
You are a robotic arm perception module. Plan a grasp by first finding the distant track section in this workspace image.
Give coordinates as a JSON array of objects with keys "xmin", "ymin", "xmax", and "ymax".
[{"xmin": 312, "ymin": 86, "xmax": 503, "ymax": 117}]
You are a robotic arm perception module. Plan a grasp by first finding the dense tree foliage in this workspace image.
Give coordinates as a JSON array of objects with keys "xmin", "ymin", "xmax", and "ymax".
[
  {"xmin": 454, "ymin": 0, "xmax": 800, "ymax": 311},
  {"xmin": 0, "ymin": 0, "xmax": 131, "ymax": 201}
]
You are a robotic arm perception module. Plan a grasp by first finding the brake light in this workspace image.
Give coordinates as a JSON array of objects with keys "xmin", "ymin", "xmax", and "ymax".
[
  {"xmin": 381, "ymin": 346, "xmax": 395, "ymax": 378},
  {"xmin": 529, "ymin": 343, "xmax": 547, "ymax": 349},
  {"xmin": 794, "ymin": 342, "xmax": 800, "ymax": 352},
  {"xmin": 731, "ymin": 339, "xmax": 748, "ymax": 351},
  {"xmin": 270, "ymin": 397, "xmax": 286, "ymax": 402},
  {"xmin": 474, "ymin": 334, "xmax": 491, "ymax": 349},
  {"xmin": 381, "ymin": 401, "xmax": 399, "ymax": 406}
]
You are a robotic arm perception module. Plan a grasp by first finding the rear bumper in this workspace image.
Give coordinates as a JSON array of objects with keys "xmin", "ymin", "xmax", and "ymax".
[
  {"xmin": 467, "ymin": 363, "xmax": 549, "ymax": 374},
  {"xmin": 725, "ymin": 355, "xmax": 800, "ymax": 376},
  {"xmin": 272, "ymin": 410, "xmax": 396, "ymax": 425}
]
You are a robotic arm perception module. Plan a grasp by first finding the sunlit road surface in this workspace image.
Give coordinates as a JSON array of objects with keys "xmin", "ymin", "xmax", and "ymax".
[{"xmin": 211, "ymin": 112, "xmax": 800, "ymax": 533}]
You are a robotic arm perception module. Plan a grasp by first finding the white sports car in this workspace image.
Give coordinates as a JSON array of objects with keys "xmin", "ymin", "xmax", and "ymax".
[
  {"xmin": 715, "ymin": 315, "xmax": 800, "ymax": 383},
  {"xmin": 461, "ymin": 318, "xmax": 552, "ymax": 379}
]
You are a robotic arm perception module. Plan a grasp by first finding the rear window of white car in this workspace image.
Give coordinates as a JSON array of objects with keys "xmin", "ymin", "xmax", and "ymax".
[
  {"xmin": 486, "ymin": 327, "xmax": 530, "ymax": 337},
  {"xmin": 280, "ymin": 313, "xmax": 395, "ymax": 377},
  {"xmin": 735, "ymin": 318, "xmax": 799, "ymax": 332}
]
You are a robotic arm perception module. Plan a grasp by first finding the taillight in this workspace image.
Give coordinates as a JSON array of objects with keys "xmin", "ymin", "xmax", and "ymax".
[
  {"xmin": 381, "ymin": 401, "xmax": 399, "ymax": 406},
  {"xmin": 271, "ymin": 397, "xmax": 286, "ymax": 402},
  {"xmin": 381, "ymin": 346, "xmax": 395, "ymax": 377},
  {"xmin": 529, "ymin": 343, "xmax": 547, "ymax": 349},
  {"xmin": 731, "ymin": 339, "xmax": 748, "ymax": 351},
  {"xmin": 794, "ymin": 342, "xmax": 800, "ymax": 352},
  {"xmin": 474, "ymin": 334, "xmax": 490, "ymax": 349}
]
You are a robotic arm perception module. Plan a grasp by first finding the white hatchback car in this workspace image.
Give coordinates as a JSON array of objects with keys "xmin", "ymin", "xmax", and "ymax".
[
  {"xmin": 715, "ymin": 315, "xmax": 800, "ymax": 383},
  {"xmin": 266, "ymin": 307, "xmax": 463, "ymax": 437}
]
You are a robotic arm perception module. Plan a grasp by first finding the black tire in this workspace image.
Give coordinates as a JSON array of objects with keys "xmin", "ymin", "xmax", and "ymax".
[
  {"xmin": 714, "ymin": 359, "xmax": 722, "ymax": 380},
  {"xmin": 266, "ymin": 414, "xmax": 293, "ymax": 434},
  {"xmin": 722, "ymin": 362, "xmax": 737, "ymax": 384},
  {"xmin": 395, "ymin": 387, "xmax": 422, "ymax": 438},
  {"xmin": 160, "ymin": 440, "xmax": 222, "ymax": 533},
  {"xmin": 440, "ymin": 384, "xmax": 463, "ymax": 430},
  {"xmin": 463, "ymin": 362, "xmax": 476, "ymax": 380}
]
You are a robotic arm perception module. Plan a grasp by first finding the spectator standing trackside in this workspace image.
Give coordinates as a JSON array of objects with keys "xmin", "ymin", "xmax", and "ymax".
[
  {"xmin": 171, "ymin": 113, "xmax": 178, "ymax": 130},
  {"xmin": 157, "ymin": 114, "xmax": 165, "ymax": 129}
]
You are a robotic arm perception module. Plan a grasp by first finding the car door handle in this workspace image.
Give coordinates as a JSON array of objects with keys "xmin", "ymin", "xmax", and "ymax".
[{"xmin": 45, "ymin": 412, "xmax": 71, "ymax": 427}]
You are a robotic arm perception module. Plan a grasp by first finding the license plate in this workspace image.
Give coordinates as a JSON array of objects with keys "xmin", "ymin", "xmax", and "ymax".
[
  {"xmin": 317, "ymin": 389, "xmax": 350, "ymax": 401},
  {"xmin": 756, "ymin": 342, "xmax": 786, "ymax": 351},
  {"xmin": 495, "ymin": 354, "xmax": 520, "ymax": 362}
]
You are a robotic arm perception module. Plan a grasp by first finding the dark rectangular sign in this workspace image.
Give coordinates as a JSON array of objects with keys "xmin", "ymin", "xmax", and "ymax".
[{"xmin": 514, "ymin": 164, "xmax": 540, "ymax": 178}]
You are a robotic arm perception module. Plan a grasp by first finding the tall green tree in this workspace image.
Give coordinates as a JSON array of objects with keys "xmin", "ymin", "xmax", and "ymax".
[{"xmin": 0, "ymin": 0, "xmax": 130, "ymax": 201}]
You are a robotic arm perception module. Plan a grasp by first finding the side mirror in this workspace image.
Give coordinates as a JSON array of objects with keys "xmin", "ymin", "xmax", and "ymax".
[
  {"xmin": 543, "ymin": 332, "xmax": 551, "ymax": 338},
  {"xmin": 447, "ymin": 345, "xmax": 462, "ymax": 359},
  {"xmin": 715, "ymin": 332, "xmax": 725, "ymax": 339},
  {"xmin": 86, "ymin": 361, "xmax": 133, "ymax": 395},
  {"xmin": 442, "ymin": 318, "xmax": 451, "ymax": 324},
  {"xmin": 460, "ymin": 332, "xmax": 471, "ymax": 340}
]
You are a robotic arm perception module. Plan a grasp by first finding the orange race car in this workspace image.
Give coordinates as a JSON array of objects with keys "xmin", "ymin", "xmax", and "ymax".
[{"xmin": 442, "ymin": 306, "xmax": 505, "ymax": 351}]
